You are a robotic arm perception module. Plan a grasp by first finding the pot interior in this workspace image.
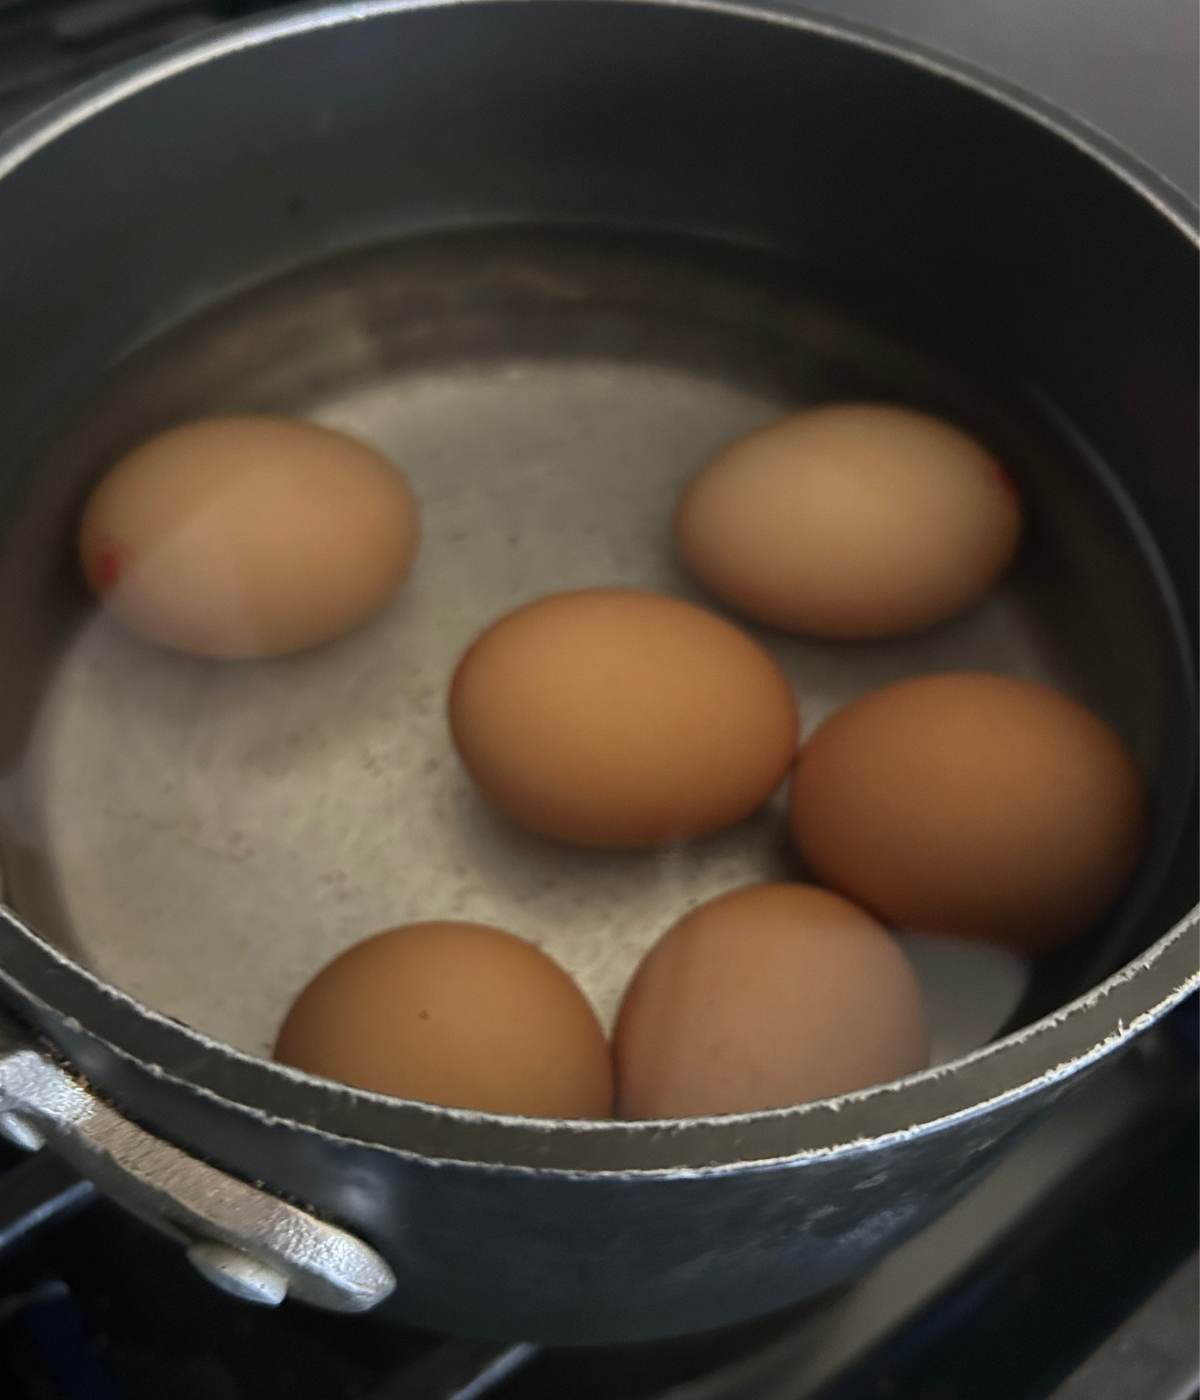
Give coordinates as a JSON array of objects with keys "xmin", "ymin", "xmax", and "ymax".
[{"xmin": 0, "ymin": 0, "xmax": 1194, "ymax": 1128}]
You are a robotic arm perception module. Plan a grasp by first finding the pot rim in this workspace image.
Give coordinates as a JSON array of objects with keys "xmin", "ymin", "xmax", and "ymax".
[{"xmin": 0, "ymin": 0, "xmax": 1196, "ymax": 1177}]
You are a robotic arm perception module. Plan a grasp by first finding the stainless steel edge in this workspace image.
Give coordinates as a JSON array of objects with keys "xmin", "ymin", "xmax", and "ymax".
[
  {"xmin": 0, "ymin": 0, "xmax": 1195, "ymax": 230},
  {"xmin": 2, "ymin": 903, "xmax": 1196, "ymax": 1176}
]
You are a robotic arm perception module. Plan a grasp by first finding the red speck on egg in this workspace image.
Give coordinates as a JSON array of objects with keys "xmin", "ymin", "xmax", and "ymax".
[
  {"xmin": 90, "ymin": 539, "xmax": 125, "ymax": 593},
  {"xmin": 986, "ymin": 459, "xmax": 1018, "ymax": 502}
]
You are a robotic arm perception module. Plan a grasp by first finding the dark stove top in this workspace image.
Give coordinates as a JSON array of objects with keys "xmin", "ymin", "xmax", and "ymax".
[{"xmin": 0, "ymin": 4, "xmax": 1197, "ymax": 1398}]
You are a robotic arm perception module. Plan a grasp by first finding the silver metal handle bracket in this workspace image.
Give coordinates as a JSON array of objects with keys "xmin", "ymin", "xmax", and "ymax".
[{"xmin": 0, "ymin": 1009, "xmax": 395, "ymax": 1313}]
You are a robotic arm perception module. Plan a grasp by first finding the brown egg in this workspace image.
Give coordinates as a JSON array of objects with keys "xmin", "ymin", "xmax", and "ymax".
[
  {"xmin": 614, "ymin": 883, "xmax": 929, "ymax": 1119},
  {"xmin": 675, "ymin": 403, "xmax": 1021, "ymax": 638},
  {"xmin": 449, "ymin": 588, "xmax": 799, "ymax": 848},
  {"xmin": 790, "ymin": 673, "xmax": 1147, "ymax": 953},
  {"xmin": 274, "ymin": 922, "xmax": 613, "ymax": 1118},
  {"xmin": 79, "ymin": 415, "xmax": 419, "ymax": 658}
]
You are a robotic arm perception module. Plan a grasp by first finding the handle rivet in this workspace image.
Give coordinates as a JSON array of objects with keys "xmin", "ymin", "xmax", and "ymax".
[
  {"xmin": 186, "ymin": 1241, "xmax": 290, "ymax": 1307},
  {"xmin": 0, "ymin": 1111, "xmax": 46, "ymax": 1153}
]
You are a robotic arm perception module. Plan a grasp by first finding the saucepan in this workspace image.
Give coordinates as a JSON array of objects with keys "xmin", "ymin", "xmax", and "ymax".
[{"xmin": 0, "ymin": 0, "xmax": 1195, "ymax": 1344}]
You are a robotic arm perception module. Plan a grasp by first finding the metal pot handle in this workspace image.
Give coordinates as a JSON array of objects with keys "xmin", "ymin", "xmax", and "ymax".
[{"xmin": 0, "ymin": 1008, "xmax": 395, "ymax": 1313}]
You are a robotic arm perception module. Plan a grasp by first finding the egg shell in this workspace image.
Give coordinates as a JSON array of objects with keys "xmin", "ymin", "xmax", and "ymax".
[
  {"xmin": 79, "ymin": 415, "xmax": 419, "ymax": 659},
  {"xmin": 675, "ymin": 402, "xmax": 1021, "ymax": 639},
  {"xmin": 790, "ymin": 673, "xmax": 1146, "ymax": 952},
  {"xmin": 274, "ymin": 921, "xmax": 613, "ymax": 1118},
  {"xmin": 449, "ymin": 588, "xmax": 799, "ymax": 848},
  {"xmin": 613, "ymin": 883, "xmax": 929, "ymax": 1119}
]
